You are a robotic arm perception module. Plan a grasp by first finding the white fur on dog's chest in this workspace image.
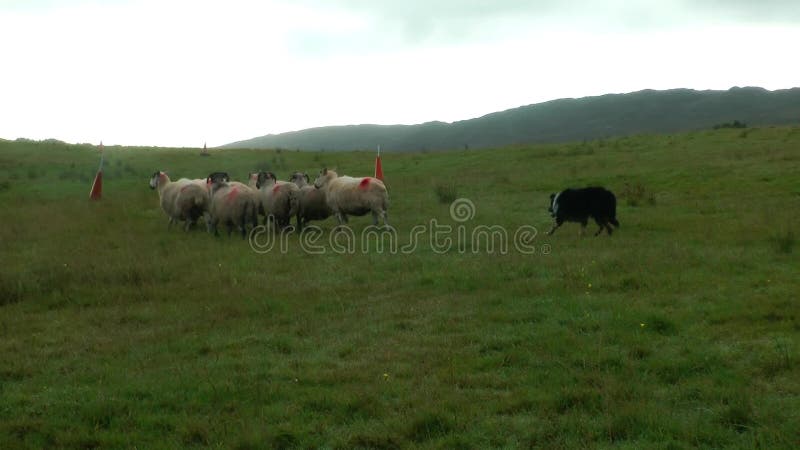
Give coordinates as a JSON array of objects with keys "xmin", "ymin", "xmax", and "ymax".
[{"xmin": 552, "ymin": 192, "xmax": 561, "ymax": 215}]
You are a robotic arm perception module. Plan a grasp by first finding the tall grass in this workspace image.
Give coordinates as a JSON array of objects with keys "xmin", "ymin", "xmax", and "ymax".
[{"xmin": 0, "ymin": 128, "xmax": 798, "ymax": 448}]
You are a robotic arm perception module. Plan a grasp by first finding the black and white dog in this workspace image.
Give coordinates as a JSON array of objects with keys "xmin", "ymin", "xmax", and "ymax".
[{"xmin": 547, "ymin": 187, "xmax": 619, "ymax": 236}]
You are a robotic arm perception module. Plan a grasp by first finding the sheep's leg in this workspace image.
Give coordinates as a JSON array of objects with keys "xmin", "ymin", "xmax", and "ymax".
[
  {"xmin": 333, "ymin": 212, "xmax": 349, "ymax": 233},
  {"xmin": 372, "ymin": 211, "xmax": 379, "ymax": 226},
  {"xmin": 237, "ymin": 210, "xmax": 247, "ymax": 239},
  {"xmin": 251, "ymin": 206, "xmax": 259, "ymax": 230},
  {"xmin": 206, "ymin": 215, "xmax": 214, "ymax": 234},
  {"xmin": 382, "ymin": 210, "xmax": 389, "ymax": 227},
  {"xmin": 204, "ymin": 212, "xmax": 212, "ymax": 233}
]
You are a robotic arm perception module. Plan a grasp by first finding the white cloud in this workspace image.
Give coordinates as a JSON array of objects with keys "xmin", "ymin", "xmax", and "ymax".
[{"xmin": 0, "ymin": 0, "xmax": 798, "ymax": 147}]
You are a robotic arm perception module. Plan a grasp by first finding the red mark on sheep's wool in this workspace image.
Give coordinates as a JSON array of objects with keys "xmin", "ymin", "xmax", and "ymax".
[
  {"xmin": 272, "ymin": 184, "xmax": 281, "ymax": 194},
  {"xmin": 226, "ymin": 188, "xmax": 239, "ymax": 204},
  {"xmin": 358, "ymin": 178, "xmax": 371, "ymax": 190}
]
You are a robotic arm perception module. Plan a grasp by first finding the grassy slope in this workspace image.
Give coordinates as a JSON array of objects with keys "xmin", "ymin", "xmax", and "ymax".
[
  {"xmin": 0, "ymin": 128, "xmax": 798, "ymax": 449},
  {"xmin": 223, "ymin": 87, "xmax": 800, "ymax": 151}
]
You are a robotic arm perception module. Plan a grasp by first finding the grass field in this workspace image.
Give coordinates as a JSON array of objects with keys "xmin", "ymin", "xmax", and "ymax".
[{"xmin": 1, "ymin": 127, "xmax": 798, "ymax": 449}]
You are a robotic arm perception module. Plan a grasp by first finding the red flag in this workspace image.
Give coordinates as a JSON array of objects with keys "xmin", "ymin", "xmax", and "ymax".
[
  {"xmin": 374, "ymin": 145, "xmax": 384, "ymax": 181},
  {"xmin": 89, "ymin": 142, "xmax": 104, "ymax": 200},
  {"xmin": 89, "ymin": 171, "xmax": 103, "ymax": 200}
]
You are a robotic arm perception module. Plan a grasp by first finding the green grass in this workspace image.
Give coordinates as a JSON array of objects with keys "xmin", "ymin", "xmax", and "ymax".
[{"xmin": 1, "ymin": 128, "xmax": 799, "ymax": 448}]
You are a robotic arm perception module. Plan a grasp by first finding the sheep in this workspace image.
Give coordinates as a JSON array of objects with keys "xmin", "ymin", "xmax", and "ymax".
[
  {"xmin": 200, "ymin": 171, "xmax": 230, "ymax": 188},
  {"xmin": 255, "ymin": 171, "xmax": 299, "ymax": 230},
  {"xmin": 247, "ymin": 172, "xmax": 259, "ymax": 189},
  {"xmin": 312, "ymin": 168, "xmax": 388, "ymax": 227},
  {"xmin": 203, "ymin": 171, "xmax": 252, "ymax": 194},
  {"xmin": 289, "ymin": 171, "xmax": 332, "ymax": 231},
  {"xmin": 149, "ymin": 171, "xmax": 209, "ymax": 231},
  {"xmin": 206, "ymin": 178, "xmax": 259, "ymax": 239}
]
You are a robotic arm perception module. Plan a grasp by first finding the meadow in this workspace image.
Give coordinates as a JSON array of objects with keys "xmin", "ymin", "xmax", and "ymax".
[{"xmin": 0, "ymin": 127, "xmax": 798, "ymax": 449}]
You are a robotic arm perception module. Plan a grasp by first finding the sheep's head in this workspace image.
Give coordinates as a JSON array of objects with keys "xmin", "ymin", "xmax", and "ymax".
[
  {"xmin": 149, "ymin": 171, "xmax": 166, "ymax": 189},
  {"xmin": 314, "ymin": 167, "xmax": 328, "ymax": 189},
  {"xmin": 207, "ymin": 171, "xmax": 230, "ymax": 184},
  {"xmin": 313, "ymin": 167, "xmax": 334, "ymax": 189},
  {"xmin": 289, "ymin": 172, "xmax": 310, "ymax": 187},
  {"xmin": 255, "ymin": 171, "xmax": 277, "ymax": 189}
]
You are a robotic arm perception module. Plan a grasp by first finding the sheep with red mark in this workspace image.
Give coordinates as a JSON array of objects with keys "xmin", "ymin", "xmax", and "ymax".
[
  {"xmin": 289, "ymin": 171, "xmax": 332, "ymax": 230},
  {"xmin": 207, "ymin": 179, "xmax": 259, "ymax": 238},
  {"xmin": 195, "ymin": 171, "xmax": 230, "ymax": 191},
  {"xmin": 256, "ymin": 171, "xmax": 299, "ymax": 229},
  {"xmin": 149, "ymin": 171, "xmax": 209, "ymax": 231},
  {"xmin": 312, "ymin": 168, "xmax": 388, "ymax": 227}
]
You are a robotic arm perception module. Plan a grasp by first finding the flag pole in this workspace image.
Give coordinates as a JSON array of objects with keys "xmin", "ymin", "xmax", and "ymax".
[
  {"xmin": 374, "ymin": 144, "xmax": 384, "ymax": 181},
  {"xmin": 89, "ymin": 141, "xmax": 104, "ymax": 200}
]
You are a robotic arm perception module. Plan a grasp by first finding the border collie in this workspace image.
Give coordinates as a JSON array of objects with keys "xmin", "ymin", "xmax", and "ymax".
[{"xmin": 547, "ymin": 187, "xmax": 619, "ymax": 236}]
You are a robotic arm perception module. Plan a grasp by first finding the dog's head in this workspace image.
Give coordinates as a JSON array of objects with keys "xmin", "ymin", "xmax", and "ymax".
[{"xmin": 548, "ymin": 192, "xmax": 559, "ymax": 218}]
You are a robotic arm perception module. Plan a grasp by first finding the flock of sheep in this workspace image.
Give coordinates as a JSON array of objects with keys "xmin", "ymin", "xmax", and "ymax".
[{"xmin": 148, "ymin": 169, "xmax": 389, "ymax": 237}]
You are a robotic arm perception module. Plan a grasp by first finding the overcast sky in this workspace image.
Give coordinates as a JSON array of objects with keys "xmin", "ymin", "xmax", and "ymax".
[{"xmin": 1, "ymin": 0, "xmax": 798, "ymax": 147}]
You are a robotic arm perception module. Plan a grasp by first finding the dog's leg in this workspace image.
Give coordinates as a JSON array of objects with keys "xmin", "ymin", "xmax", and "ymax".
[
  {"xmin": 594, "ymin": 218, "xmax": 604, "ymax": 236},
  {"xmin": 546, "ymin": 219, "xmax": 562, "ymax": 235}
]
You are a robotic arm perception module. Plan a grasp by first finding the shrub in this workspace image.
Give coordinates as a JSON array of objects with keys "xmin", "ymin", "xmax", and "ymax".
[
  {"xmin": 718, "ymin": 399, "xmax": 754, "ymax": 432},
  {"xmin": 433, "ymin": 182, "xmax": 458, "ymax": 204},
  {"xmin": 770, "ymin": 229, "xmax": 795, "ymax": 254},
  {"xmin": 713, "ymin": 120, "xmax": 747, "ymax": 129},
  {"xmin": 408, "ymin": 413, "xmax": 453, "ymax": 442},
  {"xmin": 621, "ymin": 182, "xmax": 656, "ymax": 207}
]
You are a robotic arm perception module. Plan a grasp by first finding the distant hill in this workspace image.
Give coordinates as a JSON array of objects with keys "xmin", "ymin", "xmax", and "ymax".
[{"xmin": 222, "ymin": 87, "xmax": 800, "ymax": 151}]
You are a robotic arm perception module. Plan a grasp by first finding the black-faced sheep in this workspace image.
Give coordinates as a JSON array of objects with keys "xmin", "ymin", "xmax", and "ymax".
[
  {"xmin": 149, "ymin": 171, "xmax": 209, "ymax": 231},
  {"xmin": 255, "ymin": 171, "xmax": 299, "ymax": 230},
  {"xmin": 289, "ymin": 171, "xmax": 332, "ymax": 231},
  {"xmin": 312, "ymin": 168, "xmax": 388, "ymax": 227}
]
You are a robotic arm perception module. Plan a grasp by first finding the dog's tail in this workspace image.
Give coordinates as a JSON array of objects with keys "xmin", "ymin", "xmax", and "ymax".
[{"xmin": 609, "ymin": 192, "xmax": 619, "ymax": 228}]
